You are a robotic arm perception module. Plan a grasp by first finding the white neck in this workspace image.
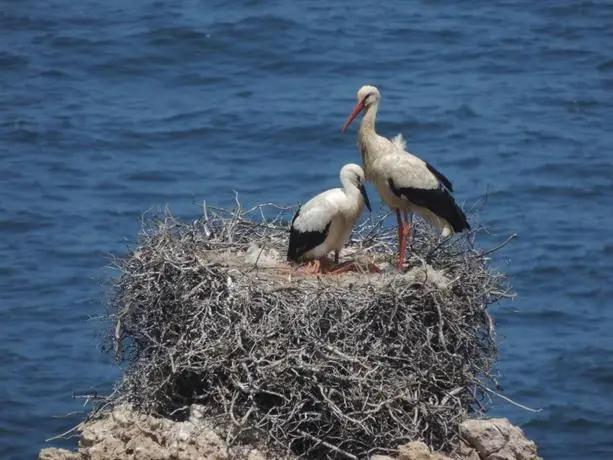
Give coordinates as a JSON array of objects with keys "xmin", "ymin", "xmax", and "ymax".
[
  {"xmin": 339, "ymin": 175, "xmax": 363, "ymax": 214},
  {"xmin": 357, "ymin": 101, "xmax": 385, "ymax": 167},
  {"xmin": 359, "ymin": 101, "xmax": 378, "ymax": 135}
]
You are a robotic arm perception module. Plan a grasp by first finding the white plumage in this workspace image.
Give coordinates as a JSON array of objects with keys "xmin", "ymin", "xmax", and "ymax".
[
  {"xmin": 287, "ymin": 163, "xmax": 371, "ymax": 273},
  {"xmin": 341, "ymin": 85, "xmax": 469, "ymax": 271}
]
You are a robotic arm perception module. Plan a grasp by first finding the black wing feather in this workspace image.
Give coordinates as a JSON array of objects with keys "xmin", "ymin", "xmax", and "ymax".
[
  {"xmin": 287, "ymin": 208, "xmax": 331, "ymax": 262},
  {"xmin": 388, "ymin": 179, "xmax": 469, "ymax": 232},
  {"xmin": 425, "ymin": 162, "xmax": 453, "ymax": 192}
]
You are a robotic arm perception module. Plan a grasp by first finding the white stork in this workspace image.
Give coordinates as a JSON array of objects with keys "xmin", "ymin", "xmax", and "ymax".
[
  {"xmin": 287, "ymin": 163, "xmax": 371, "ymax": 274},
  {"xmin": 341, "ymin": 85, "xmax": 470, "ymax": 272}
]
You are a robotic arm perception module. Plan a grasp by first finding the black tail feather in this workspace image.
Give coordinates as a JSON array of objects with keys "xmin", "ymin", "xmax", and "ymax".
[
  {"xmin": 287, "ymin": 208, "xmax": 330, "ymax": 262},
  {"xmin": 388, "ymin": 179, "xmax": 470, "ymax": 232}
]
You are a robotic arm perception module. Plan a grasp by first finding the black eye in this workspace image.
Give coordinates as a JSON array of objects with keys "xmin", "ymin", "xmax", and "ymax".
[{"xmin": 363, "ymin": 93, "xmax": 375, "ymax": 105}]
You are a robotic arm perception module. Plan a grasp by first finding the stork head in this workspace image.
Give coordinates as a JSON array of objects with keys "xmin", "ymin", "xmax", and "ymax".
[
  {"xmin": 341, "ymin": 85, "xmax": 381, "ymax": 133},
  {"xmin": 340, "ymin": 163, "xmax": 371, "ymax": 212}
]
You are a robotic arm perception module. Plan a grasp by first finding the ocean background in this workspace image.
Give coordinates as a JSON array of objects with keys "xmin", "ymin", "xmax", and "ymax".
[{"xmin": 2, "ymin": 0, "xmax": 612, "ymax": 458}]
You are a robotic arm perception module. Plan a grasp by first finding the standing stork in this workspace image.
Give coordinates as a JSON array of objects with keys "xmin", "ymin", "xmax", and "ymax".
[
  {"xmin": 287, "ymin": 163, "xmax": 371, "ymax": 274},
  {"xmin": 340, "ymin": 85, "xmax": 470, "ymax": 272}
]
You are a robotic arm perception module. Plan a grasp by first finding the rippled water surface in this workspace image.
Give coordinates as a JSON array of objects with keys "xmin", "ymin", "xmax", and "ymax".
[{"xmin": 2, "ymin": 1, "xmax": 612, "ymax": 458}]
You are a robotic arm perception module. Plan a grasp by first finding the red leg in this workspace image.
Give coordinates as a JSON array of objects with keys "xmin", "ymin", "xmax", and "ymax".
[
  {"xmin": 403, "ymin": 211, "xmax": 414, "ymax": 251},
  {"xmin": 398, "ymin": 233, "xmax": 406, "ymax": 272},
  {"xmin": 396, "ymin": 210, "xmax": 405, "ymax": 272}
]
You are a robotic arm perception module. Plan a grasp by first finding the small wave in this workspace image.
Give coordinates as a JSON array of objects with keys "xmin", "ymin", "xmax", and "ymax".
[
  {"xmin": 94, "ymin": 180, "xmax": 128, "ymax": 192},
  {"xmin": 526, "ymin": 414, "xmax": 613, "ymax": 432},
  {"xmin": 513, "ymin": 264, "xmax": 567, "ymax": 280},
  {"xmin": 156, "ymin": 110, "xmax": 210, "ymax": 124},
  {"xmin": 603, "ymin": 244, "xmax": 613, "ymax": 256},
  {"xmin": 580, "ymin": 362, "xmax": 613, "ymax": 387},
  {"xmin": 527, "ymin": 160, "xmax": 613, "ymax": 180},
  {"xmin": 537, "ymin": 46, "xmax": 591, "ymax": 60},
  {"xmin": 42, "ymin": 161, "xmax": 84, "ymax": 176},
  {"xmin": 526, "ymin": 309, "xmax": 569, "ymax": 321},
  {"xmin": 39, "ymin": 68, "xmax": 71, "ymax": 78},
  {"xmin": 597, "ymin": 59, "xmax": 613, "ymax": 72},
  {"xmin": 453, "ymin": 157, "xmax": 482, "ymax": 168},
  {"xmin": 91, "ymin": 53, "xmax": 180, "ymax": 76},
  {"xmin": 0, "ymin": 12, "xmax": 56, "ymax": 31},
  {"xmin": 141, "ymin": 26, "xmax": 212, "ymax": 47},
  {"xmin": 1, "ymin": 126, "xmax": 63, "ymax": 144},
  {"xmin": 535, "ymin": 2, "xmax": 586, "ymax": 19},
  {"xmin": 388, "ymin": 26, "xmax": 464, "ymax": 43},
  {"xmin": 50, "ymin": 35, "xmax": 111, "ymax": 50},
  {"xmin": 42, "ymin": 193, "xmax": 70, "ymax": 203},
  {"xmin": 0, "ymin": 217, "xmax": 54, "ymax": 234},
  {"xmin": 0, "ymin": 52, "xmax": 28, "ymax": 70},
  {"xmin": 221, "ymin": 15, "xmax": 301, "ymax": 34},
  {"xmin": 329, "ymin": 59, "xmax": 387, "ymax": 77},
  {"xmin": 517, "ymin": 130, "xmax": 583, "ymax": 147},
  {"xmin": 170, "ymin": 74, "xmax": 226, "ymax": 87},
  {"xmin": 445, "ymin": 104, "xmax": 478, "ymax": 118},
  {"xmin": 236, "ymin": 90, "xmax": 253, "ymax": 99},
  {"xmin": 526, "ymin": 183, "xmax": 612, "ymax": 199},
  {"xmin": 115, "ymin": 190, "xmax": 193, "ymax": 205},
  {"xmin": 475, "ymin": 58, "xmax": 525, "ymax": 74},
  {"xmin": 118, "ymin": 126, "xmax": 216, "ymax": 142},
  {"xmin": 384, "ymin": 120, "xmax": 451, "ymax": 135},
  {"xmin": 563, "ymin": 98, "xmax": 604, "ymax": 112},
  {"xmin": 124, "ymin": 171, "xmax": 183, "ymax": 183},
  {"xmin": 567, "ymin": 286, "xmax": 605, "ymax": 300}
]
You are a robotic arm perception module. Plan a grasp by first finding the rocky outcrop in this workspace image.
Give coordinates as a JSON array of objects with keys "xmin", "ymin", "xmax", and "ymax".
[
  {"xmin": 39, "ymin": 404, "xmax": 267, "ymax": 460},
  {"xmin": 373, "ymin": 441, "xmax": 454, "ymax": 460},
  {"xmin": 459, "ymin": 419, "xmax": 541, "ymax": 460},
  {"xmin": 39, "ymin": 406, "xmax": 541, "ymax": 460}
]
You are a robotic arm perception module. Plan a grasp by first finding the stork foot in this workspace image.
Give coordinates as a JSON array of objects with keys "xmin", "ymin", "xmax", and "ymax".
[
  {"xmin": 396, "ymin": 258, "xmax": 405, "ymax": 273},
  {"xmin": 296, "ymin": 257, "xmax": 336, "ymax": 275},
  {"xmin": 297, "ymin": 259, "xmax": 321, "ymax": 274},
  {"xmin": 327, "ymin": 262, "xmax": 356, "ymax": 275}
]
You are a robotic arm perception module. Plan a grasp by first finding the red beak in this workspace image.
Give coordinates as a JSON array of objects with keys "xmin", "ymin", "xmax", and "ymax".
[{"xmin": 340, "ymin": 100, "xmax": 365, "ymax": 133}]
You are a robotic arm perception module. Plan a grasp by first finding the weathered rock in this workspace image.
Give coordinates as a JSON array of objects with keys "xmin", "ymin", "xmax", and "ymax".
[
  {"xmin": 460, "ymin": 418, "xmax": 541, "ymax": 460},
  {"xmin": 247, "ymin": 449, "xmax": 268, "ymax": 460},
  {"xmin": 39, "ymin": 448, "xmax": 79, "ymax": 460},
  {"xmin": 370, "ymin": 455, "xmax": 397, "ymax": 460},
  {"xmin": 39, "ymin": 407, "xmax": 541, "ymax": 460},
  {"xmin": 397, "ymin": 442, "xmax": 451, "ymax": 460},
  {"xmin": 461, "ymin": 419, "xmax": 506, "ymax": 456},
  {"xmin": 39, "ymin": 404, "xmax": 236, "ymax": 460},
  {"xmin": 455, "ymin": 441, "xmax": 481, "ymax": 460}
]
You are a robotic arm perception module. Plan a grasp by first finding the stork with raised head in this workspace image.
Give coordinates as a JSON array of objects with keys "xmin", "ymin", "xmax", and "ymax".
[
  {"xmin": 341, "ymin": 85, "xmax": 470, "ymax": 272},
  {"xmin": 287, "ymin": 163, "xmax": 371, "ymax": 274}
]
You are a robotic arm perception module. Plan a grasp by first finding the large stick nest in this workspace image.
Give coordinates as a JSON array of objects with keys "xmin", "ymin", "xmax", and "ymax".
[{"xmin": 107, "ymin": 202, "xmax": 511, "ymax": 459}]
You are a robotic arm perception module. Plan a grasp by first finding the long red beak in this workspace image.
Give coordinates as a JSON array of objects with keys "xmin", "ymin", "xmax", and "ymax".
[{"xmin": 340, "ymin": 100, "xmax": 365, "ymax": 133}]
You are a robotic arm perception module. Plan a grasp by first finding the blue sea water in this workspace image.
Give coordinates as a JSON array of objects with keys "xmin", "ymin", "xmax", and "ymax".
[{"xmin": 1, "ymin": 0, "xmax": 612, "ymax": 458}]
